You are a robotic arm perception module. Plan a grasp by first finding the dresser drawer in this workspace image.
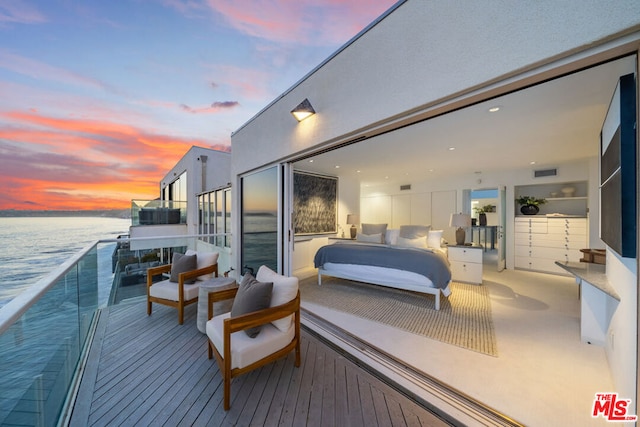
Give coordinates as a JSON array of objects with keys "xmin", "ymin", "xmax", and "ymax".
[
  {"xmin": 450, "ymin": 261, "xmax": 483, "ymax": 284},
  {"xmin": 448, "ymin": 246, "xmax": 483, "ymax": 263},
  {"xmin": 515, "ymin": 257, "xmax": 569, "ymax": 274}
]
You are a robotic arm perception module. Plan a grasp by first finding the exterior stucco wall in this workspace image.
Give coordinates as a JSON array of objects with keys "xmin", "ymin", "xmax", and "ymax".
[
  {"xmin": 231, "ymin": 0, "xmax": 640, "ymax": 176},
  {"xmin": 161, "ymin": 146, "xmax": 231, "ymax": 235}
]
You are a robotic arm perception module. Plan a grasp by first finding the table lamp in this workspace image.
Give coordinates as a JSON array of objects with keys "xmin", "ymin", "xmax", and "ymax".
[
  {"xmin": 449, "ymin": 213, "xmax": 471, "ymax": 245},
  {"xmin": 346, "ymin": 214, "xmax": 360, "ymax": 239}
]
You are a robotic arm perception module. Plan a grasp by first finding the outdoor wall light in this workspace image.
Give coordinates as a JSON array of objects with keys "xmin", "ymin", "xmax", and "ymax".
[{"xmin": 291, "ymin": 98, "xmax": 316, "ymax": 121}]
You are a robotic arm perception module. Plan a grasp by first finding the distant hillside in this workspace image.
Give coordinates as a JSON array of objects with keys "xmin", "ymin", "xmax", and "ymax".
[{"xmin": 0, "ymin": 209, "xmax": 131, "ymax": 218}]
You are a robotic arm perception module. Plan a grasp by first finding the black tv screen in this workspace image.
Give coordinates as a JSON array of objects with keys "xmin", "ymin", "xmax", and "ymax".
[{"xmin": 600, "ymin": 73, "xmax": 636, "ymax": 258}]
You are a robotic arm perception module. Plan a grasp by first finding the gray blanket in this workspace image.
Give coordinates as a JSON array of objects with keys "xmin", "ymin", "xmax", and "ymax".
[{"xmin": 314, "ymin": 243, "xmax": 451, "ymax": 289}]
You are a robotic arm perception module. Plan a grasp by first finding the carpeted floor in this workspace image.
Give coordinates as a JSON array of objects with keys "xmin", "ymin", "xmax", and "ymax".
[{"xmin": 300, "ymin": 276, "xmax": 498, "ymax": 356}]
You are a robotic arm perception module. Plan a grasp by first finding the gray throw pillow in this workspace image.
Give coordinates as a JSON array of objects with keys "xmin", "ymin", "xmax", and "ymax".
[
  {"xmin": 399, "ymin": 225, "xmax": 431, "ymax": 239},
  {"xmin": 169, "ymin": 253, "xmax": 198, "ymax": 284},
  {"xmin": 361, "ymin": 223, "xmax": 388, "ymax": 243},
  {"xmin": 231, "ymin": 274, "xmax": 274, "ymax": 338}
]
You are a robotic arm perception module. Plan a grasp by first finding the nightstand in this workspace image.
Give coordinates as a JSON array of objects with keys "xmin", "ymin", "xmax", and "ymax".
[{"xmin": 447, "ymin": 245, "xmax": 483, "ymax": 285}]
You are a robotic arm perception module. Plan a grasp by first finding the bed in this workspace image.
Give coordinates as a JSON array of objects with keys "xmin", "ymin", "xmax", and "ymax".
[{"xmin": 313, "ymin": 226, "xmax": 452, "ymax": 310}]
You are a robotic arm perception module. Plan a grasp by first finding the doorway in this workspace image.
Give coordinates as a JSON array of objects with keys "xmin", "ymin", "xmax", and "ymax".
[{"xmin": 468, "ymin": 188, "xmax": 505, "ymax": 271}]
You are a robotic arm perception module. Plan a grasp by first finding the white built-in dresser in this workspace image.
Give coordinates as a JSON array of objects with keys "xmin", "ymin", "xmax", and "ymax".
[{"xmin": 515, "ymin": 216, "xmax": 588, "ymax": 275}]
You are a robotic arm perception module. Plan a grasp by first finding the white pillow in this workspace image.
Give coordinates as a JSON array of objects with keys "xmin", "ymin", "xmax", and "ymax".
[
  {"xmin": 256, "ymin": 265, "xmax": 299, "ymax": 332},
  {"xmin": 185, "ymin": 250, "xmax": 219, "ymax": 281},
  {"xmin": 356, "ymin": 233, "xmax": 383, "ymax": 243},
  {"xmin": 427, "ymin": 230, "xmax": 443, "ymax": 248},
  {"xmin": 385, "ymin": 229, "xmax": 400, "ymax": 245},
  {"xmin": 396, "ymin": 236, "xmax": 428, "ymax": 249}
]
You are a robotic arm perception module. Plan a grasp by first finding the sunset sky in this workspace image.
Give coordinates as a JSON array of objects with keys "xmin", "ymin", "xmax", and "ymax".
[{"xmin": 0, "ymin": 0, "xmax": 395, "ymax": 210}]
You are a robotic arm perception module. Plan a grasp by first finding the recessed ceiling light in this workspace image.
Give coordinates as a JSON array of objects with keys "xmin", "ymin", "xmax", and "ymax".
[
  {"xmin": 489, "ymin": 106, "xmax": 500, "ymax": 113},
  {"xmin": 309, "ymin": 159, "xmax": 314, "ymax": 163},
  {"xmin": 335, "ymin": 165, "xmax": 340, "ymax": 169},
  {"xmin": 530, "ymin": 161, "xmax": 536, "ymax": 165},
  {"xmin": 356, "ymin": 170, "xmax": 361, "ymax": 173},
  {"xmin": 428, "ymin": 169, "xmax": 434, "ymax": 172},
  {"xmin": 448, "ymin": 147, "xmax": 455, "ymax": 151}
]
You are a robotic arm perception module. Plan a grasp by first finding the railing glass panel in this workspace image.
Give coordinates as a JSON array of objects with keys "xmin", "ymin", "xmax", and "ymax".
[
  {"xmin": 0, "ymin": 234, "xmax": 230, "ymax": 426},
  {"xmin": 130, "ymin": 200, "xmax": 187, "ymax": 226},
  {"xmin": 0, "ymin": 245, "xmax": 98, "ymax": 426}
]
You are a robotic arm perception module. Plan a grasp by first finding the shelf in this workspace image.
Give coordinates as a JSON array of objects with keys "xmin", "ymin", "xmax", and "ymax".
[{"xmin": 546, "ymin": 196, "xmax": 587, "ymax": 201}]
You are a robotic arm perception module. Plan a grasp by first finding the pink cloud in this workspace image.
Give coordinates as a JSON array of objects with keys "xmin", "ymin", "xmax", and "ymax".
[
  {"xmin": 0, "ymin": 110, "xmax": 231, "ymax": 210},
  {"xmin": 204, "ymin": 64, "xmax": 272, "ymax": 100},
  {"xmin": 0, "ymin": 1, "xmax": 47, "ymax": 25},
  {"xmin": 0, "ymin": 49, "xmax": 111, "ymax": 91},
  {"xmin": 205, "ymin": 0, "xmax": 395, "ymax": 45}
]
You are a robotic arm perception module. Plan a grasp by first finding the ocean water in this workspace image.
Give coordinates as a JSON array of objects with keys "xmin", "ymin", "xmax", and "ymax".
[{"xmin": 0, "ymin": 217, "xmax": 131, "ymax": 308}]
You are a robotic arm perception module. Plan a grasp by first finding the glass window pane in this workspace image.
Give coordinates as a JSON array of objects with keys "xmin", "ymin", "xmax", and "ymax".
[
  {"xmin": 216, "ymin": 190, "xmax": 224, "ymax": 246},
  {"xmin": 241, "ymin": 167, "xmax": 278, "ymax": 274},
  {"xmin": 225, "ymin": 189, "xmax": 232, "ymax": 248}
]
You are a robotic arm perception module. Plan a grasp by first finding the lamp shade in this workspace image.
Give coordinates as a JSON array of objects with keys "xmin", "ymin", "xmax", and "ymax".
[
  {"xmin": 346, "ymin": 214, "xmax": 360, "ymax": 225},
  {"xmin": 449, "ymin": 213, "xmax": 471, "ymax": 228}
]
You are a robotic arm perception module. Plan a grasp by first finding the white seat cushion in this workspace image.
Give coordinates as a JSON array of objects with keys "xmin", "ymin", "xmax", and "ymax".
[
  {"xmin": 206, "ymin": 312, "xmax": 295, "ymax": 370},
  {"xmin": 256, "ymin": 266, "xmax": 298, "ymax": 332},
  {"xmin": 149, "ymin": 279, "xmax": 200, "ymax": 301},
  {"xmin": 185, "ymin": 250, "xmax": 219, "ymax": 281}
]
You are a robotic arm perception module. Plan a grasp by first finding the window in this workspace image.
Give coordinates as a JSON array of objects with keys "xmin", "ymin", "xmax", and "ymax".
[{"xmin": 197, "ymin": 186, "xmax": 231, "ymax": 248}]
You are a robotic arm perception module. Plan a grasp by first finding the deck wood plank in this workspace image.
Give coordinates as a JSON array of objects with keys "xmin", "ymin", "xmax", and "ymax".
[
  {"xmin": 70, "ymin": 300, "xmax": 451, "ymax": 427},
  {"xmin": 346, "ymin": 360, "xmax": 365, "ymax": 425},
  {"xmin": 320, "ymin": 344, "xmax": 336, "ymax": 427},
  {"xmin": 307, "ymin": 343, "xmax": 326, "ymax": 427},
  {"xmin": 333, "ymin": 356, "xmax": 349, "ymax": 426}
]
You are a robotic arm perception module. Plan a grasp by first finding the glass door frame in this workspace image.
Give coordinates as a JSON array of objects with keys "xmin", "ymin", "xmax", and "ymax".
[{"xmin": 238, "ymin": 163, "xmax": 294, "ymax": 276}]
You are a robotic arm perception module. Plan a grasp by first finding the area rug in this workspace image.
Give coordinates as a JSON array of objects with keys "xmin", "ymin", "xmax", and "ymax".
[{"xmin": 300, "ymin": 276, "xmax": 498, "ymax": 356}]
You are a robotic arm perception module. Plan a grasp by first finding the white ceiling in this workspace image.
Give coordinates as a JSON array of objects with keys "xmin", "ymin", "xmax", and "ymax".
[{"xmin": 293, "ymin": 56, "xmax": 636, "ymax": 187}]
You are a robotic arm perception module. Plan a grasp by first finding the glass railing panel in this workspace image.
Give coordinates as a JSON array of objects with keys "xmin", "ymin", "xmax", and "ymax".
[
  {"xmin": 0, "ymin": 245, "xmax": 99, "ymax": 427},
  {"xmin": 110, "ymin": 234, "xmax": 233, "ymax": 304},
  {"xmin": 0, "ymin": 234, "xmax": 229, "ymax": 425},
  {"xmin": 130, "ymin": 200, "xmax": 187, "ymax": 226}
]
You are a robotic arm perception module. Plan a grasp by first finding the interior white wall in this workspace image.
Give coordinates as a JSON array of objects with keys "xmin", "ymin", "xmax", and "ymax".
[
  {"xmin": 337, "ymin": 178, "xmax": 360, "ymax": 238},
  {"xmin": 605, "ymin": 250, "xmax": 638, "ymax": 408}
]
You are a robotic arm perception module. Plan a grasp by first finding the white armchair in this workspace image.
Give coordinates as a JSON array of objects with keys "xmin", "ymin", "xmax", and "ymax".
[
  {"xmin": 147, "ymin": 250, "xmax": 219, "ymax": 324},
  {"xmin": 206, "ymin": 265, "xmax": 301, "ymax": 410}
]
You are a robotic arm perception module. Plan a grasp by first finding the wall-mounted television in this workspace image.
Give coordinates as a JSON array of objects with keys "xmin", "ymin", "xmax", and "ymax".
[{"xmin": 600, "ymin": 73, "xmax": 637, "ymax": 258}]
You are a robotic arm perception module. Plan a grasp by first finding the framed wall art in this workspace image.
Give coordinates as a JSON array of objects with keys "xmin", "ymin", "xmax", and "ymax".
[{"xmin": 293, "ymin": 171, "xmax": 337, "ymax": 235}]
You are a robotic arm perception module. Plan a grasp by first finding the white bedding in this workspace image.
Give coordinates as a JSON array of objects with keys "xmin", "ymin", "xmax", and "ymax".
[
  {"xmin": 320, "ymin": 262, "xmax": 452, "ymax": 297},
  {"xmin": 317, "ymin": 246, "xmax": 452, "ymax": 310},
  {"xmin": 315, "ymin": 228, "xmax": 452, "ymax": 310}
]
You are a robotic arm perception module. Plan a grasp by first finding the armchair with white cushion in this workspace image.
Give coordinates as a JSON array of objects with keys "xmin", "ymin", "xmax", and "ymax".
[
  {"xmin": 147, "ymin": 249, "xmax": 219, "ymax": 324},
  {"xmin": 206, "ymin": 265, "xmax": 301, "ymax": 410}
]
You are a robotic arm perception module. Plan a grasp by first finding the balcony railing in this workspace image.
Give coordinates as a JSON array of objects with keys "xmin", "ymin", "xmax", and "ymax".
[
  {"xmin": 130, "ymin": 200, "xmax": 187, "ymax": 226},
  {"xmin": 0, "ymin": 234, "xmax": 230, "ymax": 426}
]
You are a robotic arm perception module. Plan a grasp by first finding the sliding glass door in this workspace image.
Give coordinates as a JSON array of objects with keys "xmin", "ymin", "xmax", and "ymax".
[
  {"xmin": 240, "ymin": 164, "xmax": 293, "ymax": 275},
  {"xmin": 241, "ymin": 167, "xmax": 278, "ymax": 274}
]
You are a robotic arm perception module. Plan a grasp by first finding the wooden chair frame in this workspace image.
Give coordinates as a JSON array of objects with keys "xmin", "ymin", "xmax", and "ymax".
[
  {"xmin": 207, "ymin": 288, "xmax": 301, "ymax": 410},
  {"xmin": 147, "ymin": 263, "xmax": 218, "ymax": 324}
]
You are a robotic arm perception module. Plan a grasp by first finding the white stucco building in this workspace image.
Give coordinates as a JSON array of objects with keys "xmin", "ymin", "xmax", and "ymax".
[{"xmin": 224, "ymin": 1, "xmax": 640, "ymax": 424}]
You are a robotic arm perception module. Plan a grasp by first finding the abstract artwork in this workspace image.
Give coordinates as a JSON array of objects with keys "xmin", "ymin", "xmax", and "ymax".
[{"xmin": 293, "ymin": 171, "xmax": 337, "ymax": 235}]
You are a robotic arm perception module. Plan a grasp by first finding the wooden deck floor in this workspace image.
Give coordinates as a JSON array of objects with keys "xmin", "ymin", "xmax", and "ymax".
[{"xmin": 69, "ymin": 300, "xmax": 453, "ymax": 427}]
